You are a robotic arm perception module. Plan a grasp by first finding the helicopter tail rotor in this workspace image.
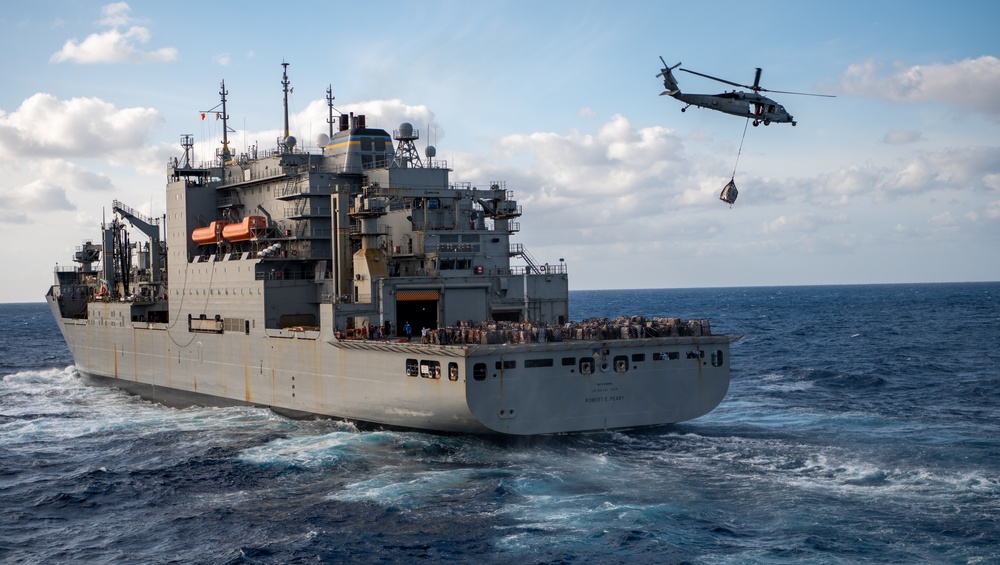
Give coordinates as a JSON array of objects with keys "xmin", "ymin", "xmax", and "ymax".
[{"xmin": 657, "ymin": 56, "xmax": 682, "ymax": 95}]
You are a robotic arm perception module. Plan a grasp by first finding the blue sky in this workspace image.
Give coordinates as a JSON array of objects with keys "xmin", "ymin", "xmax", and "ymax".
[{"xmin": 1, "ymin": 1, "xmax": 998, "ymax": 302}]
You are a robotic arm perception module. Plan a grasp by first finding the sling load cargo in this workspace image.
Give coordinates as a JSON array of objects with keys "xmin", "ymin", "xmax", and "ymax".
[{"xmin": 720, "ymin": 178, "xmax": 738, "ymax": 205}]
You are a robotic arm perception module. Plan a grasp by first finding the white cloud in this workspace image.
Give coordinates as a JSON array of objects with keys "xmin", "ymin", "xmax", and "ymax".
[
  {"xmin": 985, "ymin": 200, "xmax": 1000, "ymax": 220},
  {"xmin": 50, "ymin": 2, "xmax": 176, "ymax": 64},
  {"xmin": 213, "ymin": 53, "xmax": 231, "ymax": 66},
  {"xmin": 0, "ymin": 93, "xmax": 163, "ymax": 159},
  {"xmin": 837, "ymin": 56, "xmax": 1000, "ymax": 116},
  {"xmin": 10, "ymin": 179, "xmax": 75, "ymax": 213},
  {"xmin": 99, "ymin": 2, "xmax": 135, "ymax": 27}
]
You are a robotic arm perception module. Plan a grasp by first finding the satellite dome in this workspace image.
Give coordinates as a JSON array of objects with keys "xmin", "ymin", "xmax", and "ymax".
[
  {"xmin": 425, "ymin": 145, "xmax": 436, "ymax": 158},
  {"xmin": 284, "ymin": 135, "xmax": 297, "ymax": 149},
  {"xmin": 398, "ymin": 122, "xmax": 414, "ymax": 138},
  {"xmin": 316, "ymin": 133, "xmax": 330, "ymax": 147}
]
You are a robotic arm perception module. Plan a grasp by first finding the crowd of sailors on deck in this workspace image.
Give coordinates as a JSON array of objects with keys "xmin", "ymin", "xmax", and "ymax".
[{"xmin": 349, "ymin": 316, "xmax": 712, "ymax": 345}]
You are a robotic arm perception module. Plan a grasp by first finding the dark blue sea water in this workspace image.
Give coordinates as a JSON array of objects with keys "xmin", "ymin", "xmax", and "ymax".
[{"xmin": 2, "ymin": 283, "xmax": 998, "ymax": 564}]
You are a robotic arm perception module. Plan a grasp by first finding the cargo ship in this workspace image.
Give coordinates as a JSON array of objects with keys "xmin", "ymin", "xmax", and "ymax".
[{"xmin": 45, "ymin": 64, "xmax": 733, "ymax": 435}]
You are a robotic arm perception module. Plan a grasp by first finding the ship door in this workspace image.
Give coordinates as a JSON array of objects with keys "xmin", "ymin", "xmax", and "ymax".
[{"xmin": 395, "ymin": 290, "xmax": 439, "ymax": 338}]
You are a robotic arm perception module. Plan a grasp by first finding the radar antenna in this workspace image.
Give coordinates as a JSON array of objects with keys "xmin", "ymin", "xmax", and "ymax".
[{"xmin": 393, "ymin": 123, "xmax": 423, "ymax": 168}]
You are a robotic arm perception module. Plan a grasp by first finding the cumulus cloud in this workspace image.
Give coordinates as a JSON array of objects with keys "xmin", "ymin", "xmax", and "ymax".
[
  {"xmin": 422, "ymin": 113, "xmax": 739, "ymax": 254},
  {"xmin": 11, "ymin": 179, "xmax": 75, "ymax": 212},
  {"xmin": 837, "ymin": 56, "xmax": 1000, "ymax": 116},
  {"xmin": 0, "ymin": 93, "xmax": 163, "ymax": 159},
  {"xmin": 50, "ymin": 2, "xmax": 177, "ymax": 64}
]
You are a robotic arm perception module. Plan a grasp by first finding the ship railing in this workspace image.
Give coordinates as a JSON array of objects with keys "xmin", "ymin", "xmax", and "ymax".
[
  {"xmin": 506, "ymin": 263, "xmax": 567, "ymax": 276},
  {"xmin": 112, "ymin": 199, "xmax": 160, "ymax": 226},
  {"xmin": 54, "ymin": 265, "xmax": 80, "ymax": 273},
  {"xmin": 509, "ymin": 243, "xmax": 541, "ymax": 273}
]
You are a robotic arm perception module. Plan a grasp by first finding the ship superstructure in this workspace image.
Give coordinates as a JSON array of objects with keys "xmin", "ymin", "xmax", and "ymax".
[{"xmin": 46, "ymin": 65, "xmax": 732, "ymax": 435}]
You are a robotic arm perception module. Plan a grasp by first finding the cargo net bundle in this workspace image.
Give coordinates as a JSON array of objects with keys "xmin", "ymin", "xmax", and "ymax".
[{"xmin": 419, "ymin": 316, "xmax": 712, "ymax": 346}]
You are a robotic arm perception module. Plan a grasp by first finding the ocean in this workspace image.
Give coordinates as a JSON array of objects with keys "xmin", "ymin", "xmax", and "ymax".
[{"xmin": 1, "ymin": 283, "xmax": 998, "ymax": 564}]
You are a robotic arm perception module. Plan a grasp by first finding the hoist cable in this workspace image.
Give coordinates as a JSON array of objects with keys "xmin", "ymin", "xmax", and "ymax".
[{"xmin": 731, "ymin": 117, "xmax": 751, "ymax": 180}]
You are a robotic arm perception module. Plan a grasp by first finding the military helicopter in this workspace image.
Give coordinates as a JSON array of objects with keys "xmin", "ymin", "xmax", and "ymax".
[{"xmin": 657, "ymin": 56, "xmax": 833, "ymax": 126}]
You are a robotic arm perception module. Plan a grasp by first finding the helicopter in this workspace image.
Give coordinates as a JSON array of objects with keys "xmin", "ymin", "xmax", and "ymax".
[{"xmin": 657, "ymin": 56, "xmax": 833, "ymax": 126}]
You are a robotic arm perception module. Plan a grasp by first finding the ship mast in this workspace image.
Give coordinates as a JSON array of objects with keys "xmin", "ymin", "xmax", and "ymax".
[
  {"xmin": 281, "ymin": 62, "xmax": 291, "ymax": 141},
  {"xmin": 326, "ymin": 84, "xmax": 335, "ymax": 139},
  {"xmin": 219, "ymin": 80, "xmax": 231, "ymax": 162}
]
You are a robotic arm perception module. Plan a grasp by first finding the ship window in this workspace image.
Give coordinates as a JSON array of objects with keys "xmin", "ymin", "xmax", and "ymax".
[
  {"xmin": 448, "ymin": 362, "xmax": 459, "ymax": 381},
  {"xmin": 653, "ymin": 352, "xmax": 680, "ymax": 361},
  {"xmin": 405, "ymin": 358, "xmax": 419, "ymax": 377},
  {"xmin": 495, "ymin": 360, "xmax": 516, "ymax": 370},
  {"xmin": 579, "ymin": 358, "xmax": 595, "ymax": 376},
  {"xmin": 473, "ymin": 363, "xmax": 487, "ymax": 381},
  {"xmin": 361, "ymin": 137, "xmax": 373, "ymax": 151},
  {"xmin": 420, "ymin": 360, "xmax": 441, "ymax": 379},
  {"xmin": 711, "ymin": 350, "xmax": 724, "ymax": 367},
  {"xmin": 631, "ymin": 353, "xmax": 645, "ymax": 362},
  {"xmin": 524, "ymin": 358, "xmax": 554, "ymax": 368},
  {"xmin": 614, "ymin": 355, "xmax": 629, "ymax": 373},
  {"xmin": 561, "ymin": 357, "xmax": 576, "ymax": 366}
]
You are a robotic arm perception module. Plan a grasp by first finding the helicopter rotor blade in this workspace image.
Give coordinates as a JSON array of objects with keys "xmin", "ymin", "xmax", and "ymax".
[
  {"xmin": 680, "ymin": 65, "xmax": 837, "ymax": 97},
  {"xmin": 679, "ymin": 68, "xmax": 749, "ymax": 90},
  {"xmin": 757, "ymin": 87, "xmax": 836, "ymax": 98}
]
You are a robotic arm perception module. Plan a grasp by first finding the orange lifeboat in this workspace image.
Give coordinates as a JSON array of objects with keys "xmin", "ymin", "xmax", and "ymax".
[
  {"xmin": 222, "ymin": 216, "xmax": 267, "ymax": 242},
  {"xmin": 192, "ymin": 220, "xmax": 229, "ymax": 245}
]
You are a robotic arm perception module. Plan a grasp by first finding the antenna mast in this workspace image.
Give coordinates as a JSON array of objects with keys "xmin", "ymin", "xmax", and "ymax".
[
  {"xmin": 326, "ymin": 84, "xmax": 335, "ymax": 139},
  {"xmin": 219, "ymin": 80, "xmax": 230, "ymax": 162},
  {"xmin": 281, "ymin": 62, "xmax": 290, "ymax": 140}
]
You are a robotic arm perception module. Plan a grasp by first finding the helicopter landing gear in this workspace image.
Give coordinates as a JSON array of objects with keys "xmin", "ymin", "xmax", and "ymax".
[
  {"xmin": 752, "ymin": 120, "xmax": 759, "ymax": 127},
  {"xmin": 763, "ymin": 118, "xmax": 771, "ymax": 126},
  {"xmin": 791, "ymin": 121, "xmax": 797, "ymax": 126},
  {"xmin": 681, "ymin": 105, "xmax": 690, "ymax": 113}
]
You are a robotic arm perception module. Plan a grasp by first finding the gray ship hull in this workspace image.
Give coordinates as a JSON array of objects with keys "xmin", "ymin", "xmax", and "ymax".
[{"xmin": 47, "ymin": 296, "xmax": 730, "ymax": 435}]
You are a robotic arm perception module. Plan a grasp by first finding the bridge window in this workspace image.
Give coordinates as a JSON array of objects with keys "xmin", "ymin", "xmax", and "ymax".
[
  {"xmin": 525, "ymin": 358, "xmax": 554, "ymax": 368},
  {"xmin": 406, "ymin": 358, "xmax": 419, "ymax": 377}
]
